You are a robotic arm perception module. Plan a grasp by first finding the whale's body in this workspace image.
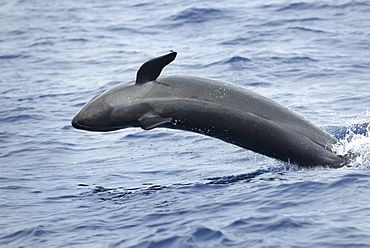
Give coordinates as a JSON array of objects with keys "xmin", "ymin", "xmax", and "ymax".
[{"xmin": 72, "ymin": 52, "xmax": 346, "ymax": 167}]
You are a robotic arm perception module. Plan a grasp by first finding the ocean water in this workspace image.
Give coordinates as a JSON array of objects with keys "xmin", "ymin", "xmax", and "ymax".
[{"xmin": 1, "ymin": 0, "xmax": 370, "ymax": 247}]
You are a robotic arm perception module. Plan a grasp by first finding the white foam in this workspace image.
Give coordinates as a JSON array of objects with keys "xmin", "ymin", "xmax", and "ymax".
[{"xmin": 333, "ymin": 122, "xmax": 370, "ymax": 168}]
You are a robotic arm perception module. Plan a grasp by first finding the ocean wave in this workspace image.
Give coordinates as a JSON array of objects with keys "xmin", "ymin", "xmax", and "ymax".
[
  {"xmin": 277, "ymin": 2, "xmax": 319, "ymax": 11},
  {"xmin": 206, "ymin": 56, "xmax": 252, "ymax": 68},
  {"xmin": 0, "ymin": 226, "xmax": 50, "ymax": 247},
  {"xmin": 0, "ymin": 54, "xmax": 30, "ymax": 60},
  {"xmin": 224, "ymin": 56, "xmax": 251, "ymax": 63},
  {"xmin": 168, "ymin": 7, "xmax": 225, "ymax": 25},
  {"xmin": 276, "ymin": 1, "xmax": 370, "ymax": 12},
  {"xmin": 288, "ymin": 26, "xmax": 325, "ymax": 33},
  {"xmin": 1, "ymin": 114, "xmax": 44, "ymax": 123},
  {"xmin": 269, "ymin": 56, "xmax": 318, "ymax": 63},
  {"xmin": 78, "ymin": 184, "xmax": 169, "ymax": 202},
  {"xmin": 262, "ymin": 17, "xmax": 322, "ymax": 27}
]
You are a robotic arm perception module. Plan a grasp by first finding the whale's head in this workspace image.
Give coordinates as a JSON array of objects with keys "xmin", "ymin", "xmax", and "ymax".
[
  {"xmin": 72, "ymin": 94, "xmax": 113, "ymax": 131},
  {"xmin": 71, "ymin": 82, "xmax": 141, "ymax": 131},
  {"xmin": 72, "ymin": 51, "xmax": 177, "ymax": 132}
]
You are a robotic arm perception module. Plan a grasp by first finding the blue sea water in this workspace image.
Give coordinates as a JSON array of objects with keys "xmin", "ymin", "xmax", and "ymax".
[{"xmin": 1, "ymin": 0, "xmax": 370, "ymax": 247}]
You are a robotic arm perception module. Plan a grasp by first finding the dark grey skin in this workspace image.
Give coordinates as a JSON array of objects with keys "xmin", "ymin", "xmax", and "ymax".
[{"xmin": 72, "ymin": 52, "xmax": 347, "ymax": 168}]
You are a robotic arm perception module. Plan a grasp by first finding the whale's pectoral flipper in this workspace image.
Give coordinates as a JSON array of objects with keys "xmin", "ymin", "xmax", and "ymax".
[
  {"xmin": 136, "ymin": 51, "xmax": 177, "ymax": 85},
  {"xmin": 138, "ymin": 112, "xmax": 173, "ymax": 130}
]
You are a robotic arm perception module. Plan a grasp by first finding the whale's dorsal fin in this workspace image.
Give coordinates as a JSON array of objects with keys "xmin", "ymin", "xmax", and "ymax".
[{"xmin": 136, "ymin": 51, "xmax": 177, "ymax": 85}]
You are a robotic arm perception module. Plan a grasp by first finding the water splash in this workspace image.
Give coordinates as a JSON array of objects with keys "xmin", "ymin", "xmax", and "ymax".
[{"xmin": 332, "ymin": 122, "xmax": 370, "ymax": 168}]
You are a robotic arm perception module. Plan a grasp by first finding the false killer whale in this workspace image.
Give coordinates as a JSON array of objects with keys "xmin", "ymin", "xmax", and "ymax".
[{"xmin": 72, "ymin": 51, "xmax": 347, "ymax": 168}]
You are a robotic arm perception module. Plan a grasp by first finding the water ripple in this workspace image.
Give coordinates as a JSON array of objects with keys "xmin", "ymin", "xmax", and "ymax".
[{"xmin": 169, "ymin": 7, "xmax": 225, "ymax": 24}]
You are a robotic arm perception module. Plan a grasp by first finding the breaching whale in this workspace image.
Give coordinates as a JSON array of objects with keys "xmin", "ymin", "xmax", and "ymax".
[{"xmin": 72, "ymin": 51, "xmax": 347, "ymax": 168}]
